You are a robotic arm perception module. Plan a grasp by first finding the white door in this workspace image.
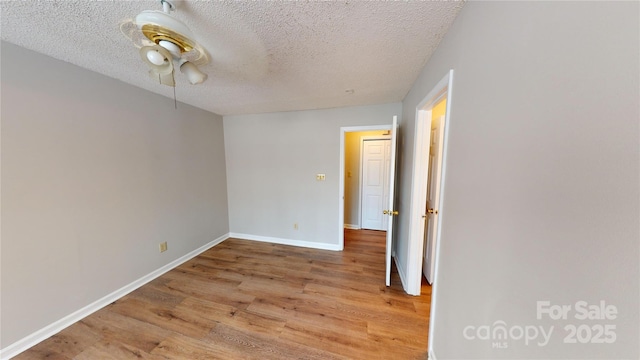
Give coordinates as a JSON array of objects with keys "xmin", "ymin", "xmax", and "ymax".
[
  {"xmin": 361, "ymin": 139, "xmax": 391, "ymax": 231},
  {"xmin": 423, "ymin": 115, "xmax": 446, "ymax": 284},
  {"xmin": 385, "ymin": 116, "xmax": 399, "ymax": 286}
]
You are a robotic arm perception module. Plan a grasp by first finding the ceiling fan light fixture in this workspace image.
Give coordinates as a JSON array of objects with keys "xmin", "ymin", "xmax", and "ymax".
[
  {"xmin": 140, "ymin": 45, "xmax": 173, "ymax": 75},
  {"xmin": 158, "ymin": 40, "xmax": 181, "ymax": 57},
  {"xmin": 122, "ymin": 0, "xmax": 209, "ymax": 87},
  {"xmin": 146, "ymin": 49, "xmax": 167, "ymax": 65},
  {"xmin": 180, "ymin": 61, "xmax": 208, "ymax": 85}
]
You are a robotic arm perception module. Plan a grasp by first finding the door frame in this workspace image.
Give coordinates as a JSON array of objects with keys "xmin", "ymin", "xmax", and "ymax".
[
  {"xmin": 406, "ymin": 69, "xmax": 453, "ymax": 355},
  {"xmin": 339, "ymin": 125, "xmax": 392, "ymax": 250},
  {"xmin": 407, "ymin": 71, "xmax": 453, "ymax": 293},
  {"xmin": 359, "ymin": 135, "xmax": 391, "ymax": 231}
]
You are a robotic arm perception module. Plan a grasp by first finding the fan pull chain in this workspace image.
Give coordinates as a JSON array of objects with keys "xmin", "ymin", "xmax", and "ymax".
[{"xmin": 173, "ymin": 86, "xmax": 177, "ymax": 109}]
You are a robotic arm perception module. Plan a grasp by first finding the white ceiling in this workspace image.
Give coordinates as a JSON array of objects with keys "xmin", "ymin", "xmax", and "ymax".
[{"xmin": 0, "ymin": 0, "xmax": 464, "ymax": 116}]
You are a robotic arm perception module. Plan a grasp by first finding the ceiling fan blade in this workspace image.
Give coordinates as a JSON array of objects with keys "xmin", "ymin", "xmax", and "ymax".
[{"xmin": 120, "ymin": 20, "xmax": 154, "ymax": 48}]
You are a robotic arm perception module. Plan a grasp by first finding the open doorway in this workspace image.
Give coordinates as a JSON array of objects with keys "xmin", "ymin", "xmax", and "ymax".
[
  {"xmin": 405, "ymin": 70, "xmax": 453, "ymax": 295},
  {"xmin": 422, "ymin": 97, "xmax": 447, "ymax": 284},
  {"xmin": 343, "ymin": 131, "xmax": 392, "ymax": 231},
  {"xmin": 339, "ymin": 118, "xmax": 399, "ymax": 287},
  {"xmin": 339, "ymin": 125, "xmax": 392, "ymax": 246}
]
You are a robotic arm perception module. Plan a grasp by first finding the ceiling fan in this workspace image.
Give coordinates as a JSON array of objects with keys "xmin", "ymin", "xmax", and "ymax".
[{"xmin": 121, "ymin": 0, "xmax": 209, "ymax": 87}]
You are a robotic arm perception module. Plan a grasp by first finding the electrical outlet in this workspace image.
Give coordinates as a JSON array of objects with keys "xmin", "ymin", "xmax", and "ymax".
[
  {"xmin": 159, "ymin": 242, "xmax": 168, "ymax": 253},
  {"xmin": 293, "ymin": 223, "xmax": 299, "ymax": 230},
  {"xmin": 316, "ymin": 174, "xmax": 326, "ymax": 181}
]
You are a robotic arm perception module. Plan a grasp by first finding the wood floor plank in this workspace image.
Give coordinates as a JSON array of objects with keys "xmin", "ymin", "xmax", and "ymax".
[
  {"xmin": 205, "ymin": 323, "xmax": 349, "ymax": 360},
  {"xmin": 79, "ymin": 307, "xmax": 174, "ymax": 353},
  {"xmin": 244, "ymin": 292, "xmax": 305, "ymax": 319},
  {"xmin": 108, "ymin": 297, "xmax": 217, "ymax": 339},
  {"xmin": 367, "ymin": 321, "xmax": 430, "ymax": 351},
  {"xmin": 122, "ymin": 283, "xmax": 186, "ymax": 308},
  {"xmin": 13, "ymin": 321, "xmax": 100, "ymax": 360},
  {"xmin": 74, "ymin": 341, "xmax": 164, "ymax": 360},
  {"xmin": 309, "ymin": 264, "xmax": 385, "ymax": 285},
  {"xmin": 178, "ymin": 297, "xmax": 288, "ymax": 336},
  {"xmin": 15, "ymin": 229, "xmax": 431, "ymax": 359},
  {"xmin": 150, "ymin": 276, "xmax": 256, "ymax": 310},
  {"xmin": 280, "ymin": 319, "xmax": 384, "ymax": 360},
  {"xmin": 150, "ymin": 333, "xmax": 235, "ymax": 360},
  {"xmin": 302, "ymin": 282, "xmax": 392, "ymax": 309},
  {"xmin": 237, "ymin": 276, "xmax": 305, "ymax": 297},
  {"xmin": 13, "ymin": 349, "xmax": 70, "ymax": 360},
  {"xmin": 286, "ymin": 267, "xmax": 382, "ymax": 293}
]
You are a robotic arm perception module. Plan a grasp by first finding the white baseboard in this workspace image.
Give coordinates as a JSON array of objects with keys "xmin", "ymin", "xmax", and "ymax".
[
  {"xmin": 428, "ymin": 350, "xmax": 437, "ymax": 360},
  {"xmin": 0, "ymin": 233, "xmax": 230, "ymax": 360},
  {"xmin": 229, "ymin": 232, "xmax": 341, "ymax": 251},
  {"xmin": 343, "ymin": 224, "xmax": 361, "ymax": 230},
  {"xmin": 393, "ymin": 254, "xmax": 410, "ymax": 295}
]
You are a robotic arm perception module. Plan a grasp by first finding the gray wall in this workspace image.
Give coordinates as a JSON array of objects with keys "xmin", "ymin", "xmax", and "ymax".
[
  {"xmin": 396, "ymin": 2, "xmax": 639, "ymax": 359},
  {"xmin": 1, "ymin": 42, "xmax": 229, "ymax": 347},
  {"xmin": 224, "ymin": 104, "xmax": 400, "ymax": 247}
]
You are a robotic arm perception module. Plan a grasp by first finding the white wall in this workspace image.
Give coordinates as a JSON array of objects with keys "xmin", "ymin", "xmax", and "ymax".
[
  {"xmin": 224, "ymin": 104, "xmax": 401, "ymax": 248},
  {"xmin": 0, "ymin": 42, "xmax": 229, "ymax": 349},
  {"xmin": 396, "ymin": 2, "xmax": 639, "ymax": 359}
]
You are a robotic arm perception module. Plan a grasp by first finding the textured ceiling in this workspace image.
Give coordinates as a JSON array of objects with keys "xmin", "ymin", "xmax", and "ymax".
[{"xmin": 0, "ymin": 1, "xmax": 464, "ymax": 116}]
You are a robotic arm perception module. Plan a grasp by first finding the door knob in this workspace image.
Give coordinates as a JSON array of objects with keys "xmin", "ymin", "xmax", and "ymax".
[
  {"xmin": 383, "ymin": 210, "xmax": 389, "ymax": 215},
  {"xmin": 391, "ymin": 210, "xmax": 398, "ymax": 216},
  {"xmin": 427, "ymin": 208, "xmax": 438, "ymax": 215}
]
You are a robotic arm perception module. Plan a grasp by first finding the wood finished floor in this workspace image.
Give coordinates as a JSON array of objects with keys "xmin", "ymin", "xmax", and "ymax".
[{"xmin": 15, "ymin": 229, "xmax": 432, "ymax": 359}]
